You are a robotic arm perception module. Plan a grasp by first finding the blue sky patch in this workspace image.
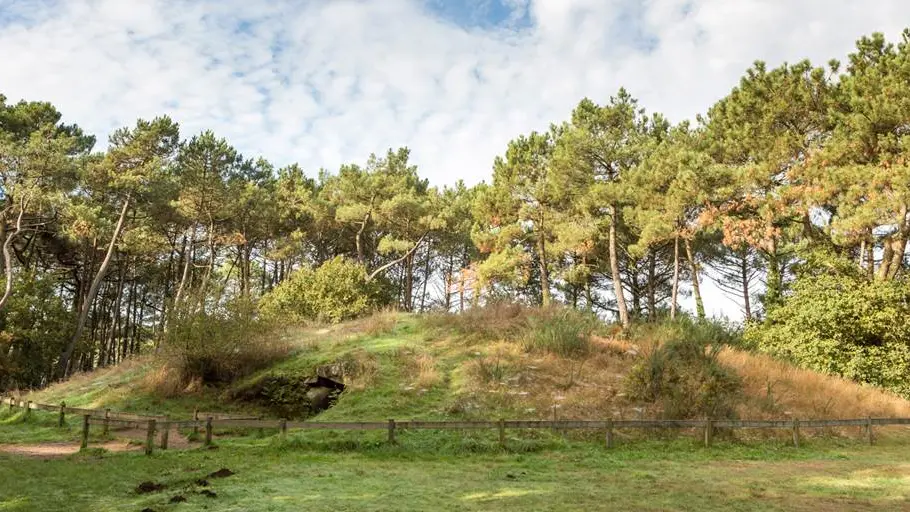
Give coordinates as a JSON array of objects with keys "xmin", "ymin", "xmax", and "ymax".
[{"xmin": 423, "ymin": 0, "xmax": 531, "ymax": 30}]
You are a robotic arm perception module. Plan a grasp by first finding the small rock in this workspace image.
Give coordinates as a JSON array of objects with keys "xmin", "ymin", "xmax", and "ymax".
[{"xmin": 169, "ymin": 495, "xmax": 187, "ymax": 503}]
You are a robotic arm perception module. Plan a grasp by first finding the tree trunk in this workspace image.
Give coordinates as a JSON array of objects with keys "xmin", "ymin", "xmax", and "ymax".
[
  {"xmin": 865, "ymin": 232, "xmax": 875, "ymax": 280},
  {"xmin": 420, "ymin": 241, "xmax": 432, "ymax": 312},
  {"xmin": 537, "ymin": 220, "xmax": 551, "ymax": 307},
  {"xmin": 583, "ymin": 253, "xmax": 593, "ymax": 312},
  {"xmin": 670, "ymin": 235, "xmax": 680, "ymax": 320},
  {"xmin": 685, "ymin": 238, "xmax": 705, "ymax": 319},
  {"xmin": 0, "ymin": 206, "xmax": 25, "ymax": 312},
  {"xmin": 741, "ymin": 252, "xmax": 752, "ymax": 322},
  {"xmin": 609, "ymin": 207, "xmax": 630, "ymax": 328},
  {"xmin": 58, "ymin": 195, "xmax": 131, "ymax": 379},
  {"xmin": 173, "ymin": 227, "xmax": 195, "ymax": 309},
  {"xmin": 355, "ymin": 213, "xmax": 370, "ymax": 263},
  {"xmin": 647, "ymin": 251, "xmax": 657, "ymax": 322},
  {"xmin": 764, "ymin": 238, "xmax": 783, "ymax": 309}
]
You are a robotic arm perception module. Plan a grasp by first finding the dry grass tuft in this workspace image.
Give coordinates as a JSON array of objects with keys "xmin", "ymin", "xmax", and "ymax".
[{"xmin": 414, "ymin": 353, "xmax": 442, "ymax": 389}]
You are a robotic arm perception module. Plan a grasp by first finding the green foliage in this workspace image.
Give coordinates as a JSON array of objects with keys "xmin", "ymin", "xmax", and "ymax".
[
  {"xmin": 0, "ymin": 273, "xmax": 74, "ymax": 390},
  {"xmin": 744, "ymin": 272, "xmax": 910, "ymax": 397},
  {"xmin": 259, "ymin": 256, "xmax": 389, "ymax": 324},
  {"xmin": 626, "ymin": 337, "xmax": 743, "ymax": 419},
  {"xmin": 157, "ymin": 296, "xmax": 290, "ymax": 389}
]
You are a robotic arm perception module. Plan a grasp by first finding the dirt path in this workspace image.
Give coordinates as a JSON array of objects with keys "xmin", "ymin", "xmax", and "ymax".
[
  {"xmin": 0, "ymin": 440, "xmax": 140, "ymax": 458},
  {"xmin": 0, "ymin": 424, "xmax": 198, "ymax": 459}
]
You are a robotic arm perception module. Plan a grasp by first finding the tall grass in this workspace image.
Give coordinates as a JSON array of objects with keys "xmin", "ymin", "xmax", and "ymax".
[
  {"xmin": 424, "ymin": 302, "xmax": 597, "ymax": 357},
  {"xmin": 522, "ymin": 307, "xmax": 597, "ymax": 357}
]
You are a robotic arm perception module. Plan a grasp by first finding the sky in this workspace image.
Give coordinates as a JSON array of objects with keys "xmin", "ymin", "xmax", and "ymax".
[{"xmin": 2, "ymin": 0, "xmax": 909, "ymax": 319}]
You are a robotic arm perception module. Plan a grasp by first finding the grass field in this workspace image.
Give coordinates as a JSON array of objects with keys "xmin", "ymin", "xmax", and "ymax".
[{"xmin": 2, "ymin": 409, "xmax": 910, "ymax": 511}]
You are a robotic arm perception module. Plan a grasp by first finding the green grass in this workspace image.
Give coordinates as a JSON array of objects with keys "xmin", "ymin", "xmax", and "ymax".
[{"xmin": 2, "ymin": 430, "xmax": 910, "ymax": 511}]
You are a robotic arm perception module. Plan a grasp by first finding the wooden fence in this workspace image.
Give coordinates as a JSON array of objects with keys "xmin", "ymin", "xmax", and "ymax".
[{"xmin": 3, "ymin": 396, "xmax": 901, "ymax": 455}]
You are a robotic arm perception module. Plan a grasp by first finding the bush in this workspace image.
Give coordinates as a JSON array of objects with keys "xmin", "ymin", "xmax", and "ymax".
[
  {"xmin": 625, "ymin": 338, "xmax": 743, "ymax": 419},
  {"xmin": 259, "ymin": 256, "xmax": 389, "ymax": 324},
  {"xmin": 744, "ymin": 273, "xmax": 910, "ymax": 397},
  {"xmin": 154, "ymin": 296, "xmax": 291, "ymax": 394},
  {"xmin": 522, "ymin": 307, "xmax": 597, "ymax": 357}
]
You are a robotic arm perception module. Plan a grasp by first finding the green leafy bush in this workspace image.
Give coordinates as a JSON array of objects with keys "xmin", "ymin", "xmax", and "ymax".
[
  {"xmin": 155, "ymin": 296, "xmax": 290, "ymax": 393},
  {"xmin": 625, "ymin": 338, "xmax": 743, "ymax": 419},
  {"xmin": 259, "ymin": 256, "xmax": 389, "ymax": 324},
  {"xmin": 744, "ymin": 273, "xmax": 910, "ymax": 397}
]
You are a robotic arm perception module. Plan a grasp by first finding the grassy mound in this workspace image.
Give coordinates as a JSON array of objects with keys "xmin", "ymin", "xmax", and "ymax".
[{"xmin": 17, "ymin": 308, "xmax": 910, "ymax": 425}]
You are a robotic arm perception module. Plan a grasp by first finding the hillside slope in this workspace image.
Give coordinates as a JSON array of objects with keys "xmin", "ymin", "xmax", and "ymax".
[{"xmin": 21, "ymin": 311, "xmax": 910, "ymax": 425}]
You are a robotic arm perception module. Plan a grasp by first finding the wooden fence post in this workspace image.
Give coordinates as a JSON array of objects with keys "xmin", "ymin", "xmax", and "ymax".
[
  {"xmin": 24, "ymin": 400, "xmax": 31, "ymax": 417},
  {"xmin": 279, "ymin": 419, "xmax": 288, "ymax": 443},
  {"xmin": 704, "ymin": 418, "xmax": 714, "ymax": 448},
  {"xmin": 204, "ymin": 417, "xmax": 213, "ymax": 447},
  {"xmin": 7, "ymin": 396, "xmax": 12, "ymax": 411},
  {"xmin": 792, "ymin": 418, "xmax": 800, "ymax": 448},
  {"xmin": 192, "ymin": 408, "xmax": 199, "ymax": 436},
  {"xmin": 866, "ymin": 416, "xmax": 874, "ymax": 445},
  {"xmin": 160, "ymin": 416, "xmax": 170, "ymax": 450},
  {"xmin": 102, "ymin": 409, "xmax": 110, "ymax": 436},
  {"xmin": 80, "ymin": 414, "xmax": 90, "ymax": 450},
  {"xmin": 605, "ymin": 419, "xmax": 614, "ymax": 449},
  {"xmin": 387, "ymin": 419, "xmax": 396, "ymax": 444},
  {"xmin": 498, "ymin": 418, "xmax": 505, "ymax": 447},
  {"xmin": 58, "ymin": 402, "xmax": 66, "ymax": 427},
  {"xmin": 145, "ymin": 419, "xmax": 156, "ymax": 455}
]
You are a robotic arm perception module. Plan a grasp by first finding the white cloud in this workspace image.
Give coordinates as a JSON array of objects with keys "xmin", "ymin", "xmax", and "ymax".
[{"xmin": 2, "ymin": 0, "xmax": 908, "ymax": 318}]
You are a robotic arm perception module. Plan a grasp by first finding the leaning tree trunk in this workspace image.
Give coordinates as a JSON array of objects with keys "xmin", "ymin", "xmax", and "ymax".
[
  {"xmin": 0, "ymin": 206, "xmax": 25, "ymax": 312},
  {"xmin": 58, "ymin": 195, "xmax": 131, "ymax": 379},
  {"xmin": 609, "ymin": 207, "xmax": 630, "ymax": 328},
  {"xmin": 684, "ymin": 238, "xmax": 705, "ymax": 319}
]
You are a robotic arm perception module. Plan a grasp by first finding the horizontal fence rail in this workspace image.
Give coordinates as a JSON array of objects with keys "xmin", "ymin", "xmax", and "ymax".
[{"xmin": 2, "ymin": 395, "xmax": 900, "ymax": 455}]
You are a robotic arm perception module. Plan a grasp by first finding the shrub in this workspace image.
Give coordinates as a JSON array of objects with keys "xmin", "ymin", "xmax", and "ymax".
[
  {"xmin": 744, "ymin": 273, "xmax": 910, "ymax": 397},
  {"xmin": 522, "ymin": 307, "xmax": 597, "ymax": 357},
  {"xmin": 154, "ymin": 296, "xmax": 291, "ymax": 394},
  {"xmin": 625, "ymin": 338, "xmax": 743, "ymax": 419},
  {"xmin": 259, "ymin": 256, "xmax": 389, "ymax": 324}
]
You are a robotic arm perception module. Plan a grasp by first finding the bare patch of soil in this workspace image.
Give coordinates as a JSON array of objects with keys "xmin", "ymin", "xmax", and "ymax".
[{"xmin": 0, "ymin": 440, "xmax": 140, "ymax": 459}]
